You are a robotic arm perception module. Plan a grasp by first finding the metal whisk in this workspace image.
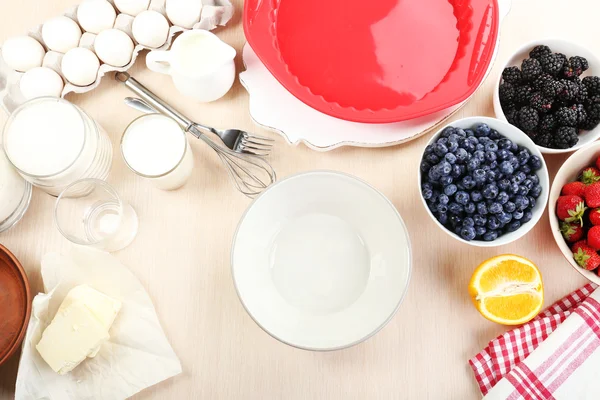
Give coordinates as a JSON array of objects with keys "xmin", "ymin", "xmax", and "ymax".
[{"xmin": 115, "ymin": 72, "xmax": 276, "ymax": 197}]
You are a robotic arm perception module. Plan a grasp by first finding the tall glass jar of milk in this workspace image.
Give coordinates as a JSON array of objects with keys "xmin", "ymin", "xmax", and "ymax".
[
  {"xmin": 2, "ymin": 97, "xmax": 113, "ymax": 196},
  {"xmin": 0, "ymin": 149, "xmax": 32, "ymax": 232}
]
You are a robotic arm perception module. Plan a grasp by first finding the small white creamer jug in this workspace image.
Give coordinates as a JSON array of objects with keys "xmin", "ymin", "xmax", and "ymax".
[{"xmin": 146, "ymin": 30, "xmax": 236, "ymax": 102}]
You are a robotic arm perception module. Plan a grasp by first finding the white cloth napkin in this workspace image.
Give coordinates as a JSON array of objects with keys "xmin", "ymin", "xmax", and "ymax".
[
  {"xmin": 484, "ymin": 286, "xmax": 600, "ymax": 399},
  {"xmin": 15, "ymin": 247, "xmax": 182, "ymax": 400}
]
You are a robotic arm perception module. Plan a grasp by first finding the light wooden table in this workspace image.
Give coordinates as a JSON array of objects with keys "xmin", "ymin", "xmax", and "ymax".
[{"xmin": 0, "ymin": 0, "xmax": 596, "ymax": 398}]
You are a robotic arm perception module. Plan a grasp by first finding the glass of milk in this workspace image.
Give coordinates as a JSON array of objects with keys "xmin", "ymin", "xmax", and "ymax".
[
  {"xmin": 54, "ymin": 179, "xmax": 138, "ymax": 252},
  {"xmin": 0, "ymin": 150, "xmax": 32, "ymax": 233},
  {"xmin": 2, "ymin": 97, "xmax": 113, "ymax": 197},
  {"xmin": 121, "ymin": 114, "xmax": 194, "ymax": 190}
]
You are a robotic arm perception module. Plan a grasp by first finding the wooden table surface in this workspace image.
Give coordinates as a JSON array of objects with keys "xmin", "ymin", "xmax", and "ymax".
[{"xmin": 0, "ymin": 0, "xmax": 596, "ymax": 398}]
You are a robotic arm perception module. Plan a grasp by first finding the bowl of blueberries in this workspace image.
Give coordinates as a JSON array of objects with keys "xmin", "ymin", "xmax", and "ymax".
[{"xmin": 419, "ymin": 117, "xmax": 550, "ymax": 246}]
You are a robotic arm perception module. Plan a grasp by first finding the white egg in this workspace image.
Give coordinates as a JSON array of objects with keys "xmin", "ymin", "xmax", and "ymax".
[
  {"xmin": 61, "ymin": 48, "xmax": 100, "ymax": 86},
  {"xmin": 42, "ymin": 16, "xmax": 82, "ymax": 53},
  {"xmin": 77, "ymin": 0, "xmax": 117, "ymax": 34},
  {"xmin": 95, "ymin": 29, "xmax": 134, "ymax": 67},
  {"xmin": 132, "ymin": 11, "xmax": 169, "ymax": 48},
  {"xmin": 166, "ymin": 0, "xmax": 202, "ymax": 29},
  {"xmin": 2, "ymin": 36, "xmax": 45, "ymax": 72},
  {"xmin": 114, "ymin": 0, "xmax": 150, "ymax": 16},
  {"xmin": 19, "ymin": 67, "xmax": 64, "ymax": 100}
]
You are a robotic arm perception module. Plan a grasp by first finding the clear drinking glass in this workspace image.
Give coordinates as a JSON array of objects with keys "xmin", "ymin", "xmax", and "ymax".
[{"xmin": 54, "ymin": 179, "xmax": 138, "ymax": 252}]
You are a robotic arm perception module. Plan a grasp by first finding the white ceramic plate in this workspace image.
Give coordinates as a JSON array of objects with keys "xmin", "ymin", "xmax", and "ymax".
[
  {"xmin": 231, "ymin": 171, "xmax": 411, "ymax": 350},
  {"xmin": 239, "ymin": 0, "xmax": 512, "ymax": 151}
]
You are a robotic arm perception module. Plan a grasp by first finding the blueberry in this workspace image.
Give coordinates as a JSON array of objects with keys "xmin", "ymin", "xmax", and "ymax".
[
  {"xmin": 513, "ymin": 171, "xmax": 527, "ymax": 184},
  {"xmin": 506, "ymin": 220, "xmax": 521, "ymax": 232},
  {"xmin": 522, "ymin": 210, "xmax": 533, "ymax": 223},
  {"xmin": 520, "ymin": 165, "xmax": 532, "ymax": 174},
  {"xmin": 487, "ymin": 216, "xmax": 501, "ymax": 230},
  {"xmin": 438, "ymin": 161, "xmax": 452, "ymax": 176},
  {"xmin": 438, "ymin": 138, "xmax": 449, "ymax": 146},
  {"xmin": 498, "ymin": 211, "xmax": 513, "ymax": 224},
  {"xmin": 508, "ymin": 156, "xmax": 520, "ymax": 170},
  {"xmin": 467, "ymin": 158, "xmax": 481, "ymax": 171},
  {"xmin": 498, "ymin": 179, "xmax": 511, "ymax": 191},
  {"xmin": 455, "ymin": 191, "xmax": 470, "ymax": 205},
  {"xmin": 483, "ymin": 184, "xmax": 499, "ymax": 199},
  {"xmin": 422, "ymin": 182, "xmax": 433, "ymax": 191},
  {"xmin": 460, "ymin": 225, "xmax": 477, "ymax": 241},
  {"xmin": 528, "ymin": 196, "xmax": 536, "ymax": 209},
  {"xmin": 441, "ymin": 127, "xmax": 456, "ymax": 137},
  {"xmin": 509, "ymin": 183, "xmax": 520, "ymax": 194},
  {"xmin": 500, "ymin": 161, "xmax": 514, "ymax": 175},
  {"xmin": 428, "ymin": 166, "xmax": 442, "ymax": 182},
  {"xmin": 475, "ymin": 226, "xmax": 487, "ymax": 237},
  {"xmin": 483, "ymin": 230, "xmax": 499, "ymax": 241},
  {"xmin": 444, "ymin": 184, "xmax": 458, "ymax": 196},
  {"xmin": 475, "ymin": 124, "xmax": 491, "ymax": 137},
  {"xmin": 522, "ymin": 179, "xmax": 534, "ymax": 190},
  {"xmin": 470, "ymin": 190, "xmax": 483, "ymax": 202},
  {"xmin": 510, "ymin": 142, "xmax": 519, "ymax": 152},
  {"xmin": 498, "ymin": 138, "xmax": 513, "ymax": 150},
  {"xmin": 504, "ymin": 201, "xmax": 516, "ymax": 213},
  {"xmin": 463, "ymin": 217, "xmax": 475, "ymax": 227},
  {"xmin": 474, "ymin": 150, "xmax": 486, "ymax": 163},
  {"xmin": 424, "ymin": 144, "xmax": 435, "ymax": 154},
  {"xmin": 455, "ymin": 148, "xmax": 469, "ymax": 163},
  {"xmin": 489, "ymin": 161, "xmax": 498, "ymax": 170},
  {"xmin": 449, "ymin": 215, "xmax": 463, "ymax": 227},
  {"xmin": 448, "ymin": 133, "xmax": 460, "ymax": 142},
  {"xmin": 420, "ymin": 161, "xmax": 432, "ymax": 173},
  {"xmin": 437, "ymin": 204, "xmax": 448, "ymax": 213},
  {"xmin": 451, "ymin": 165, "xmax": 462, "ymax": 178},
  {"xmin": 475, "ymin": 144, "xmax": 484, "ymax": 152},
  {"xmin": 444, "ymin": 153, "xmax": 457, "ymax": 164},
  {"xmin": 530, "ymin": 185, "xmax": 542, "ymax": 198},
  {"xmin": 498, "ymin": 149, "xmax": 511, "ymax": 160},
  {"xmin": 449, "ymin": 202, "xmax": 463, "ymax": 215},
  {"xmin": 529, "ymin": 155, "xmax": 542, "ymax": 170},
  {"xmin": 485, "ymin": 152, "xmax": 497, "ymax": 163},
  {"xmin": 465, "ymin": 202, "xmax": 476, "ymax": 214},
  {"xmin": 512, "ymin": 210, "xmax": 524, "ymax": 220},
  {"xmin": 468, "ymin": 136, "xmax": 479, "ymax": 145},
  {"xmin": 428, "ymin": 201, "xmax": 438, "ymax": 213},
  {"xmin": 456, "ymin": 183, "xmax": 466, "ymax": 190},
  {"xmin": 497, "ymin": 191, "xmax": 509, "ymax": 204},
  {"xmin": 462, "ymin": 175, "xmax": 477, "ymax": 189},
  {"xmin": 517, "ymin": 185, "xmax": 530, "ymax": 196},
  {"xmin": 439, "ymin": 176, "xmax": 453, "ymax": 186},
  {"xmin": 477, "ymin": 202, "xmax": 489, "ymax": 215},
  {"xmin": 465, "ymin": 142, "xmax": 476, "ymax": 153},
  {"xmin": 515, "ymin": 195, "xmax": 530, "ymax": 210},
  {"xmin": 473, "ymin": 169, "xmax": 486, "ymax": 183},
  {"xmin": 465, "ymin": 129, "xmax": 475, "ymax": 137},
  {"xmin": 473, "ymin": 214, "xmax": 487, "ymax": 226},
  {"xmin": 455, "ymin": 129, "xmax": 467, "ymax": 137},
  {"xmin": 528, "ymin": 174, "xmax": 540, "ymax": 185},
  {"xmin": 438, "ymin": 212, "xmax": 448, "ymax": 225},
  {"xmin": 479, "ymin": 136, "xmax": 491, "ymax": 144},
  {"xmin": 484, "ymin": 142, "xmax": 498, "ymax": 152},
  {"xmin": 517, "ymin": 149, "xmax": 530, "ymax": 165},
  {"xmin": 448, "ymin": 141, "xmax": 459, "ymax": 152},
  {"xmin": 482, "ymin": 165, "xmax": 491, "ymax": 172},
  {"xmin": 422, "ymin": 188, "xmax": 433, "ymax": 200},
  {"xmin": 489, "ymin": 202, "xmax": 503, "ymax": 214},
  {"xmin": 426, "ymin": 153, "xmax": 440, "ymax": 164},
  {"xmin": 438, "ymin": 194, "xmax": 449, "ymax": 205},
  {"xmin": 490, "ymin": 129, "xmax": 502, "ymax": 140},
  {"xmin": 434, "ymin": 143, "xmax": 449, "ymax": 157}
]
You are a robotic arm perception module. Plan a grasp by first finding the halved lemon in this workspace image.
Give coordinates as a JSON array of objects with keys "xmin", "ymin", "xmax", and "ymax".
[{"xmin": 468, "ymin": 254, "xmax": 544, "ymax": 326}]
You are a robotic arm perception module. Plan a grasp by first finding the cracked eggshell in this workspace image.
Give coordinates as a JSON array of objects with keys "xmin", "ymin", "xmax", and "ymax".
[
  {"xmin": 77, "ymin": 0, "xmax": 117, "ymax": 34},
  {"xmin": 61, "ymin": 47, "xmax": 100, "ymax": 86},
  {"xmin": 41, "ymin": 16, "xmax": 82, "ymax": 53},
  {"xmin": 19, "ymin": 67, "xmax": 64, "ymax": 100},
  {"xmin": 166, "ymin": 0, "xmax": 202, "ymax": 29},
  {"xmin": 114, "ymin": 0, "xmax": 150, "ymax": 16},
  {"xmin": 95, "ymin": 29, "xmax": 134, "ymax": 67},
  {"xmin": 132, "ymin": 10, "xmax": 169, "ymax": 48},
  {"xmin": 2, "ymin": 36, "xmax": 45, "ymax": 72}
]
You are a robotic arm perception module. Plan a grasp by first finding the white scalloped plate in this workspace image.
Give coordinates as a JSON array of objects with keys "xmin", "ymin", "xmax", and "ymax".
[{"xmin": 240, "ymin": 0, "xmax": 511, "ymax": 151}]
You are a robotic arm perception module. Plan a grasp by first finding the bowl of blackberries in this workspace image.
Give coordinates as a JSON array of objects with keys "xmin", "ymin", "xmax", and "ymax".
[
  {"xmin": 493, "ymin": 39, "xmax": 600, "ymax": 153},
  {"xmin": 419, "ymin": 117, "xmax": 550, "ymax": 246}
]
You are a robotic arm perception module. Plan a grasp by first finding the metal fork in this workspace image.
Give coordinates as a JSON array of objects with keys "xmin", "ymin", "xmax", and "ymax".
[{"xmin": 120, "ymin": 86, "xmax": 273, "ymax": 157}]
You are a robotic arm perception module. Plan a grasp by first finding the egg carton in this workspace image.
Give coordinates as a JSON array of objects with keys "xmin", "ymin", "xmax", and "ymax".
[{"xmin": 0, "ymin": 0, "xmax": 233, "ymax": 114}]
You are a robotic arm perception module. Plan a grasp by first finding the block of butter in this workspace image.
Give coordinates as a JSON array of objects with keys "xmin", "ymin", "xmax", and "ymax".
[{"xmin": 36, "ymin": 285, "xmax": 121, "ymax": 375}]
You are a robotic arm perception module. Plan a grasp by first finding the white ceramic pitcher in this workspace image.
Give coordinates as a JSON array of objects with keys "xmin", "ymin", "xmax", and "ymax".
[{"xmin": 146, "ymin": 30, "xmax": 236, "ymax": 102}]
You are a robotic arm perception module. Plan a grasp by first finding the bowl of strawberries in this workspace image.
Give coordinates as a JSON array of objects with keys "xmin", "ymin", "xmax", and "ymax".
[{"xmin": 550, "ymin": 142, "xmax": 600, "ymax": 283}]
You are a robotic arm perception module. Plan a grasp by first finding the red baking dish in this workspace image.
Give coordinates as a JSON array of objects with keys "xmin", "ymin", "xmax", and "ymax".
[{"xmin": 244, "ymin": 0, "xmax": 500, "ymax": 123}]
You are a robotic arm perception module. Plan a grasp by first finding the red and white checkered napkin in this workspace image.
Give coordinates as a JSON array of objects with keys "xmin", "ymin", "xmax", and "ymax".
[{"xmin": 469, "ymin": 283, "xmax": 600, "ymax": 399}]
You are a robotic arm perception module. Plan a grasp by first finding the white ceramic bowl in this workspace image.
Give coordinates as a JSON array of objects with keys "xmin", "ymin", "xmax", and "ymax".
[
  {"xmin": 493, "ymin": 38, "xmax": 600, "ymax": 155},
  {"xmin": 549, "ymin": 142, "xmax": 600, "ymax": 284},
  {"xmin": 231, "ymin": 171, "xmax": 412, "ymax": 351},
  {"xmin": 418, "ymin": 117, "xmax": 550, "ymax": 247}
]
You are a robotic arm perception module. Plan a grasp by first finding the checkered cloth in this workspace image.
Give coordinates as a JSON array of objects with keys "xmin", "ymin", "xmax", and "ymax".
[{"xmin": 469, "ymin": 283, "xmax": 599, "ymax": 398}]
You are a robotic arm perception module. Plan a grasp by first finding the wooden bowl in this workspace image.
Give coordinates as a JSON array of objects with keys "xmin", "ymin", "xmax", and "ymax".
[{"xmin": 0, "ymin": 244, "xmax": 31, "ymax": 366}]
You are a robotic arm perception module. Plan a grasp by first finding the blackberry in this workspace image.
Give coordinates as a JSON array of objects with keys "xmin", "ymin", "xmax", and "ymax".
[
  {"xmin": 557, "ymin": 79, "xmax": 580, "ymax": 102},
  {"xmin": 574, "ymin": 79, "xmax": 589, "ymax": 104},
  {"xmin": 517, "ymin": 106, "xmax": 539, "ymax": 131},
  {"xmin": 583, "ymin": 76, "xmax": 600, "ymax": 96},
  {"xmin": 555, "ymin": 106, "xmax": 578, "ymax": 127},
  {"xmin": 529, "ymin": 45, "xmax": 552, "ymax": 60},
  {"xmin": 553, "ymin": 127, "xmax": 579, "ymax": 149},
  {"xmin": 572, "ymin": 104, "xmax": 588, "ymax": 127},
  {"xmin": 502, "ymin": 66, "xmax": 522, "ymax": 85},
  {"xmin": 582, "ymin": 103, "xmax": 600, "ymax": 130},
  {"xmin": 514, "ymin": 85, "xmax": 533, "ymax": 105},
  {"xmin": 540, "ymin": 53, "xmax": 566, "ymax": 76},
  {"xmin": 521, "ymin": 58, "xmax": 543, "ymax": 81},
  {"xmin": 505, "ymin": 108, "xmax": 518, "ymax": 125},
  {"xmin": 539, "ymin": 114, "xmax": 557, "ymax": 134},
  {"xmin": 587, "ymin": 95, "xmax": 600, "ymax": 107},
  {"xmin": 499, "ymin": 82, "xmax": 515, "ymax": 107},
  {"xmin": 563, "ymin": 56, "xmax": 589, "ymax": 79},
  {"xmin": 533, "ymin": 132, "xmax": 553, "ymax": 148},
  {"xmin": 542, "ymin": 79, "xmax": 564, "ymax": 99},
  {"xmin": 529, "ymin": 92, "xmax": 553, "ymax": 113}
]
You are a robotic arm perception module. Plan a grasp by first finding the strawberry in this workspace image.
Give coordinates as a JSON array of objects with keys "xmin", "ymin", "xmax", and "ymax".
[
  {"xmin": 556, "ymin": 195, "xmax": 587, "ymax": 226},
  {"xmin": 586, "ymin": 182, "xmax": 600, "ymax": 208},
  {"xmin": 561, "ymin": 181, "xmax": 586, "ymax": 197},
  {"xmin": 572, "ymin": 241, "xmax": 600, "ymax": 270},
  {"xmin": 580, "ymin": 167, "xmax": 600, "ymax": 185},
  {"xmin": 590, "ymin": 209, "xmax": 600, "ymax": 226},
  {"xmin": 588, "ymin": 226, "xmax": 600, "ymax": 250},
  {"xmin": 560, "ymin": 221, "xmax": 584, "ymax": 242}
]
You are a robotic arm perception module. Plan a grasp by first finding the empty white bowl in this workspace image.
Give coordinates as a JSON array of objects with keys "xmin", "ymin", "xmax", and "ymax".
[
  {"xmin": 493, "ymin": 38, "xmax": 600, "ymax": 154},
  {"xmin": 418, "ymin": 117, "xmax": 550, "ymax": 247},
  {"xmin": 231, "ymin": 171, "xmax": 412, "ymax": 350},
  {"xmin": 549, "ymin": 142, "xmax": 600, "ymax": 284}
]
